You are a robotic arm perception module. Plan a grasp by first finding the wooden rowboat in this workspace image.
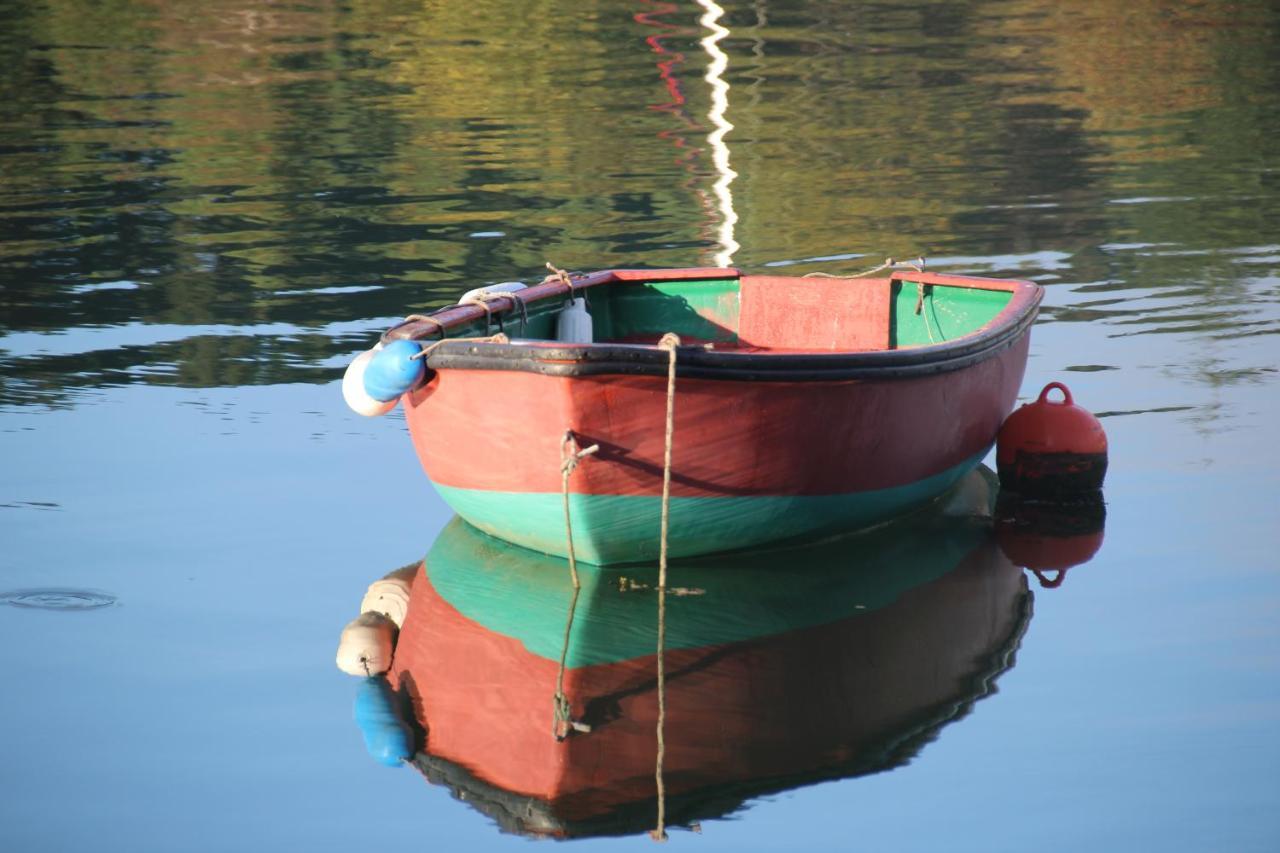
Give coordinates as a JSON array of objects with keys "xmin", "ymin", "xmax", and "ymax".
[
  {"xmin": 386, "ymin": 468, "xmax": 1031, "ymax": 838},
  {"xmin": 374, "ymin": 266, "xmax": 1042, "ymax": 565}
]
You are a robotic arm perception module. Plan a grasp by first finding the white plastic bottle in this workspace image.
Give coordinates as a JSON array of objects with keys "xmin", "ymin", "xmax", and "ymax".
[{"xmin": 556, "ymin": 297, "xmax": 593, "ymax": 343}]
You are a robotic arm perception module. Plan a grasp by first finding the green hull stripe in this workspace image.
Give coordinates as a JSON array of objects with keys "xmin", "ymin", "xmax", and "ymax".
[
  {"xmin": 426, "ymin": 466, "xmax": 999, "ymax": 667},
  {"xmin": 432, "ymin": 451, "xmax": 986, "ymax": 566}
]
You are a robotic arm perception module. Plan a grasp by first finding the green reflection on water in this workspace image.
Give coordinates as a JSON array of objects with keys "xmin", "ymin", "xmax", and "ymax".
[{"xmin": 1, "ymin": 0, "xmax": 1277, "ymax": 406}]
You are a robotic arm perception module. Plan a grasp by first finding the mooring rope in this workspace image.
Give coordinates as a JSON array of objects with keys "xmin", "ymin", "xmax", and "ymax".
[
  {"xmin": 560, "ymin": 431, "xmax": 599, "ymax": 585},
  {"xmin": 650, "ymin": 332, "xmax": 681, "ymax": 843},
  {"xmin": 802, "ymin": 255, "xmax": 925, "ymax": 279},
  {"xmin": 799, "ymin": 255, "xmax": 939, "ymax": 342},
  {"xmin": 910, "ymin": 274, "xmax": 940, "ymax": 343},
  {"xmin": 920, "ymin": 296, "xmax": 939, "ymax": 343},
  {"xmin": 552, "ymin": 580, "xmax": 582, "ymax": 741},
  {"xmin": 553, "ymin": 431, "xmax": 599, "ymax": 741}
]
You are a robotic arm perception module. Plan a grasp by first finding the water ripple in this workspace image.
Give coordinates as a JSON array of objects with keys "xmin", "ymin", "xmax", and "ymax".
[{"xmin": 0, "ymin": 588, "xmax": 118, "ymax": 611}]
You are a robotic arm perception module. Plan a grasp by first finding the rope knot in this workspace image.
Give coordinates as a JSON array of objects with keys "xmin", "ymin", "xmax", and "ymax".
[
  {"xmin": 657, "ymin": 332, "xmax": 682, "ymax": 351},
  {"xmin": 560, "ymin": 431, "xmax": 600, "ymax": 475},
  {"xmin": 544, "ymin": 262, "xmax": 575, "ymax": 289},
  {"xmin": 544, "ymin": 262, "xmax": 592, "ymax": 311},
  {"xmin": 553, "ymin": 692, "xmax": 573, "ymax": 741},
  {"xmin": 552, "ymin": 692, "xmax": 592, "ymax": 741}
]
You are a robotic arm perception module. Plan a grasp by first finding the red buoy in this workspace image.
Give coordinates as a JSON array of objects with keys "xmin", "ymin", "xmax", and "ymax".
[{"xmin": 997, "ymin": 382, "xmax": 1107, "ymax": 497}]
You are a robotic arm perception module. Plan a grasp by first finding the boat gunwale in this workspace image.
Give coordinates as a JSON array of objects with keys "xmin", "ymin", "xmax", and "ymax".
[{"xmin": 384, "ymin": 268, "xmax": 1042, "ymax": 382}]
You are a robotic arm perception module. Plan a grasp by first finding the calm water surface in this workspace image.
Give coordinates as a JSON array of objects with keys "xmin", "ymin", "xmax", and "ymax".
[{"xmin": 2, "ymin": 0, "xmax": 1278, "ymax": 850}]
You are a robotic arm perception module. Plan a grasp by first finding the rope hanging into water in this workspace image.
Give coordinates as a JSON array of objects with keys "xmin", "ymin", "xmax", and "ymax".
[
  {"xmin": 559, "ymin": 431, "xmax": 599, "ymax": 586},
  {"xmin": 650, "ymin": 331, "xmax": 681, "ymax": 843},
  {"xmin": 553, "ymin": 431, "xmax": 599, "ymax": 741}
]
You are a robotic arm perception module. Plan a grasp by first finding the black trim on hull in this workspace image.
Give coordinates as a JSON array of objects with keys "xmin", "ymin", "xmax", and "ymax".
[{"xmin": 421, "ymin": 300, "xmax": 1039, "ymax": 382}]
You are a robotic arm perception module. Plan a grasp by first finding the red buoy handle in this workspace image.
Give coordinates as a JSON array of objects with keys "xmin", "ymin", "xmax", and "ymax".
[
  {"xmin": 1037, "ymin": 382, "xmax": 1074, "ymax": 406},
  {"xmin": 1030, "ymin": 568, "xmax": 1068, "ymax": 589}
]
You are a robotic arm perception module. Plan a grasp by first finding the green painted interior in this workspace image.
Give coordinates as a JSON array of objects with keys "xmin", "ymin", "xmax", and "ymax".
[
  {"xmin": 425, "ymin": 466, "xmax": 999, "ymax": 667},
  {"xmin": 440, "ymin": 294, "xmax": 564, "ymax": 340},
  {"xmin": 437, "ymin": 277, "xmax": 1011, "ymax": 350},
  {"xmin": 433, "ymin": 278, "xmax": 740, "ymax": 343},
  {"xmin": 597, "ymin": 279, "xmax": 741, "ymax": 343},
  {"xmin": 889, "ymin": 282, "xmax": 1012, "ymax": 348}
]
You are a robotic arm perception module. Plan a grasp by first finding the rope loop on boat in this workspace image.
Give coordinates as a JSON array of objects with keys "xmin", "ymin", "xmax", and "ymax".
[
  {"xmin": 544, "ymin": 261, "xmax": 590, "ymax": 309},
  {"xmin": 651, "ymin": 331, "xmax": 681, "ymax": 843},
  {"xmin": 408, "ymin": 332, "xmax": 509, "ymax": 361},
  {"xmin": 544, "ymin": 261, "xmax": 575, "ymax": 291},
  {"xmin": 552, "ymin": 430, "xmax": 599, "ymax": 741},
  {"xmin": 458, "ymin": 288, "xmax": 530, "ymax": 335},
  {"xmin": 798, "ymin": 256, "xmax": 942, "ymax": 338},
  {"xmin": 802, "ymin": 255, "xmax": 925, "ymax": 279},
  {"xmin": 558, "ymin": 430, "xmax": 600, "ymax": 590},
  {"xmin": 401, "ymin": 313, "xmax": 448, "ymax": 340}
]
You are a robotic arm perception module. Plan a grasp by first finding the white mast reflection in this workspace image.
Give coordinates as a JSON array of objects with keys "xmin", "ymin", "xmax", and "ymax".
[{"xmin": 697, "ymin": 0, "xmax": 739, "ymax": 268}]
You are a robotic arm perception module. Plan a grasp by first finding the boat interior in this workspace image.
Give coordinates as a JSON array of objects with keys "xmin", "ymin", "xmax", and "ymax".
[{"xmin": 437, "ymin": 274, "xmax": 1015, "ymax": 352}]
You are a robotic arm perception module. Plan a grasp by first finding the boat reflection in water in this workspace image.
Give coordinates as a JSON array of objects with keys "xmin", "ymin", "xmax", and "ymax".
[{"xmin": 385, "ymin": 466, "xmax": 1031, "ymax": 839}]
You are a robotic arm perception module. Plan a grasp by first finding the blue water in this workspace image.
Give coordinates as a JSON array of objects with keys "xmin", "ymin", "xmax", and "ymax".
[{"xmin": 2, "ymin": 0, "xmax": 1279, "ymax": 849}]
